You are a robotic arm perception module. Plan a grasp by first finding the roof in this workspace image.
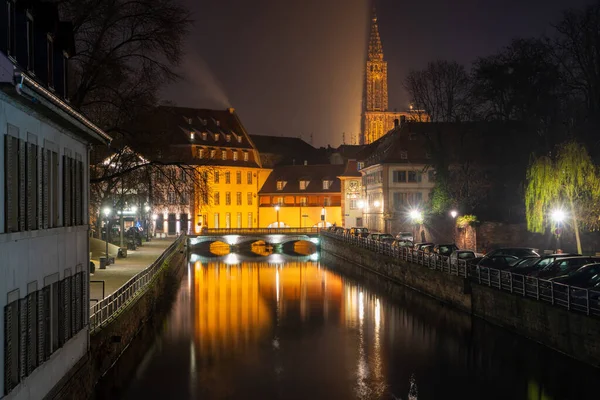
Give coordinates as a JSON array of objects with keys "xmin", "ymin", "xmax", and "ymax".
[
  {"xmin": 124, "ymin": 106, "xmax": 261, "ymax": 168},
  {"xmin": 259, "ymin": 164, "xmax": 346, "ymax": 194},
  {"xmin": 250, "ymin": 134, "xmax": 325, "ymax": 167},
  {"xmin": 340, "ymin": 160, "xmax": 361, "ymax": 177}
]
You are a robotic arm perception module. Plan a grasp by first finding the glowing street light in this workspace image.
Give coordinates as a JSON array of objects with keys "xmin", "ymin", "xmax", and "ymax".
[
  {"xmin": 373, "ymin": 200, "xmax": 381, "ymax": 207},
  {"xmin": 357, "ymin": 200, "xmax": 365, "ymax": 209},
  {"xmin": 409, "ymin": 209, "xmax": 423, "ymax": 222},
  {"xmin": 450, "ymin": 210, "xmax": 458, "ymax": 219},
  {"xmin": 551, "ymin": 209, "xmax": 566, "ymax": 223}
]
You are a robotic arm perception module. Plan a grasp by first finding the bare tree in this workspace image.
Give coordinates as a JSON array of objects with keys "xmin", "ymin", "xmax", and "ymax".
[{"xmin": 404, "ymin": 60, "xmax": 472, "ymax": 123}]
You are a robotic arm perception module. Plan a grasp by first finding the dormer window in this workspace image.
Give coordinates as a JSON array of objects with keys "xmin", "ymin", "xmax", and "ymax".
[
  {"xmin": 202, "ymin": 132, "xmax": 207, "ymax": 140},
  {"xmin": 210, "ymin": 149, "xmax": 216, "ymax": 158},
  {"xmin": 233, "ymin": 151, "xmax": 238, "ymax": 161},
  {"xmin": 47, "ymin": 35, "xmax": 54, "ymax": 88},
  {"xmin": 300, "ymin": 180, "xmax": 309, "ymax": 190},
  {"xmin": 215, "ymin": 133, "xmax": 219, "ymax": 141},
  {"xmin": 237, "ymin": 136, "xmax": 242, "ymax": 143},
  {"xmin": 26, "ymin": 14, "xmax": 34, "ymax": 71},
  {"xmin": 226, "ymin": 134, "xmax": 231, "ymax": 142},
  {"xmin": 222, "ymin": 150, "xmax": 227, "ymax": 160},
  {"xmin": 400, "ymin": 151, "xmax": 408, "ymax": 159},
  {"xmin": 243, "ymin": 152, "xmax": 249, "ymax": 161},
  {"xmin": 323, "ymin": 180, "xmax": 331, "ymax": 190},
  {"xmin": 197, "ymin": 148, "xmax": 204, "ymax": 159},
  {"xmin": 277, "ymin": 180, "xmax": 286, "ymax": 191},
  {"xmin": 357, "ymin": 162, "xmax": 364, "ymax": 170}
]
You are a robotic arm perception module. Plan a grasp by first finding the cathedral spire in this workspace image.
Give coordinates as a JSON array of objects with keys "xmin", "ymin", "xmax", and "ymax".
[{"xmin": 368, "ymin": 6, "xmax": 384, "ymax": 61}]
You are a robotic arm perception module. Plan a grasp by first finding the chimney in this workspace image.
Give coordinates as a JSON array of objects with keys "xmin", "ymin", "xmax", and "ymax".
[
  {"xmin": 400, "ymin": 115, "xmax": 406, "ymax": 124},
  {"xmin": 394, "ymin": 118, "xmax": 400, "ymax": 128}
]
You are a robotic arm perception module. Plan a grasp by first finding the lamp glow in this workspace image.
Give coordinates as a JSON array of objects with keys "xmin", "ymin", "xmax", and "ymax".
[
  {"xmin": 131, "ymin": 206, "xmax": 138, "ymax": 213},
  {"xmin": 275, "ymin": 205, "xmax": 280, "ymax": 211},
  {"xmin": 103, "ymin": 207, "xmax": 111, "ymax": 217},
  {"xmin": 145, "ymin": 205, "xmax": 150, "ymax": 212},
  {"xmin": 551, "ymin": 209, "xmax": 566, "ymax": 223},
  {"xmin": 374, "ymin": 200, "xmax": 380, "ymax": 207},
  {"xmin": 450, "ymin": 210, "xmax": 458, "ymax": 219},
  {"xmin": 409, "ymin": 209, "xmax": 422, "ymax": 222},
  {"xmin": 357, "ymin": 200, "xmax": 365, "ymax": 209}
]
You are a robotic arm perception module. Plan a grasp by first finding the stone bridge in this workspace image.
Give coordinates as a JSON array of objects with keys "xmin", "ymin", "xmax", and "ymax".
[{"xmin": 188, "ymin": 228, "xmax": 321, "ymax": 248}]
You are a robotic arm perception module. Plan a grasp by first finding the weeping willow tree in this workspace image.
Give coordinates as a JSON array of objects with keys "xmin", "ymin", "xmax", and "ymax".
[{"xmin": 525, "ymin": 141, "xmax": 599, "ymax": 253}]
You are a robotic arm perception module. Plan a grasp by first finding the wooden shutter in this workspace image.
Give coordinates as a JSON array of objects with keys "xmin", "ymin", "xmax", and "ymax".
[
  {"xmin": 63, "ymin": 276, "xmax": 72, "ymax": 342},
  {"xmin": 26, "ymin": 292, "xmax": 38, "ymax": 375},
  {"xmin": 5, "ymin": 134, "xmax": 18, "ymax": 232},
  {"xmin": 74, "ymin": 273, "xmax": 82, "ymax": 331},
  {"xmin": 58, "ymin": 280, "xmax": 66, "ymax": 347},
  {"xmin": 26, "ymin": 143, "xmax": 36, "ymax": 230},
  {"xmin": 37, "ymin": 290, "xmax": 45, "ymax": 365},
  {"xmin": 42, "ymin": 286, "xmax": 51, "ymax": 360},
  {"xmin": 4, "ymin": 301, "xmax": 18, "ymax": 392},
  {"xmin": 18, "ymin": 139, "xmax": 26, "ymax": 231},
  {"xmin": 70, "ymin": 274, "xmax": 77, "ymax": 337},
  {"xmin": 63, "ymin": 155, "xmax": 71, "ymax": 226},
  {"xmin": 42, "ymin": 150, "xmax": 49, "ymax": 229},
  {"xmin": 19, "ymin": 299, "xmax": 27, "ymax": 380},
  {"xmin": 37, "ymin": 145, "xmax": 42, "ymax": 229}
]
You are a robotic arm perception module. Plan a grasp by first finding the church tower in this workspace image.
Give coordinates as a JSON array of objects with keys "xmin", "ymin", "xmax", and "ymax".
[{"xmin": 361, "ymin": 6, "xmax": 414, "ymax": 144}]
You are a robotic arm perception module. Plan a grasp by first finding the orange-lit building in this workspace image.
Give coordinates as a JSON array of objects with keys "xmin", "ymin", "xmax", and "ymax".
[{"xmin": 258, "ymin": 164, "xmax": 346, "ymax": 228}]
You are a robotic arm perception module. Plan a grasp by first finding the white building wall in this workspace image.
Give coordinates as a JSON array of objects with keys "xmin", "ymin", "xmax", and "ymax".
[{"xmin": 0, "ymin": 93, "xmax": 90, "ymax": 399}]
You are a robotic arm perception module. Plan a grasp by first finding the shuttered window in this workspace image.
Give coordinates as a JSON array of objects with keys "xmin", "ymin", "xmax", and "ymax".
[
  {"xmin": 63, "ymin": 155, "xmax": 71, "ymax": 226},
  {"xmin": 51, "ymin": 151, "xmax": 59, "ymax": 227},
  {"xmin": 4, "ymin": 299, "xmax": 19, "ymax": 393},
  {"xmin": 42, "ymin": 150, "xmax": 50, "ymax": 228},
  {"xmin": 18, "ymin": 139, "xmax": 26, "ymax": 231},
  {"xmin": 26, "ymin": 141, "xmax": 39, "ymax": 230},
  {"xmin": 5, "ymin": 131, "xmax": 19, "ymax": 232}
]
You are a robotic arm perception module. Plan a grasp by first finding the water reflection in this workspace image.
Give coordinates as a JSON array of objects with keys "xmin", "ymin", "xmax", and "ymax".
[{"xmin": 123, "ymin": 254, "xmax": 599, "ymax": 400}]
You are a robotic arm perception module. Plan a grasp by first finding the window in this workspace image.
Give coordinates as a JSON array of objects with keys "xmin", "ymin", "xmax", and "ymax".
[
  {"xmin": 213, "ymin": 192, "xmax": 220, "ymax": 206},
  {"xmin": 7, "ymin": 0, "xmax": 15, "ymax": 57},
  {"xmin": 393, "ymin": 171, "xmax": 406, "ymax": 183},
  {"xmin": 428, "ymin": 170, "xmax": 435, "ymax": 182},
  {"xmin": 225, "ymin": 212, "xmax": 231, "ymax": 228},
  {"xmin": 349, "ymin": 199, "xmax": 358, "ymax": 210},
  {"xmin": 274, "ymin": 196, "xmax": 283, "ymax": 205},
  {"xmin": 248, "ymin": 212, "xmax": 253, "ymax": 228},
  {"xmin": 47, "ymin": 36, "xmax": 54, "ymax": 88},
  {"xmin": 400, "ymin": 151, "xmax": 408, "ymax": 159},
  {"xmin": 243, "ymin": 152, "xmax": 249, "ymax": 161},
  {"xmin": 214, "ymin": 171, "xmax": 220, "ymax": 183},
  {"xmin": 226, "ymin": 192, "xmax": 231, "ymax": 205},
  {"xmin": 238, "ymin": 136, "xmax": 243, "ymax": 143},
  {"xmin": 277, "ymin": 180, "xmax": 285, "ymax": 190},
  {"xmin": 247, "ymin": 192, "xmax": 253, "ymax": 205},
  {"xmin": 210, "ymin": 149, "xmax": 216, "ymax": 158},
  {"xmin": 26, "ymin": 140, "xmax": 39, "ymax": 230},
  {"xmin": 27, "ymin": 15, "xmax": 34, "ymax": 71},
  {"xmin": 323, "ymin": 180, "xmax": 331, "ymax": 190},
  {"xmin": 225, "ymin": 171, "xmax": 231, "ymax": 184},
  {"xmin": 356, "ymin": 217, "xmax": 363, "ymax": 227},
  {"xmin": 226, "ymin": 134, "xmax": 231, "ymax": 142},
  {"xmin": 299, "ymin": 197, "xmax": 307, "ymax": 206},
  {"xmin": 197, "ymin": 148, "xmax": 204, "ymax": 159},
  {"xmin": 214, "ymin": 213, "xmax": 219, "ymax": 228},
  {"xmin": 300, "ymin": 180, "xmax": 309, "ymax": 190},
  {"xmin": 393, "ymin": 192, "xmax": 407, "ymax": 210},
  {"xmin": 181, "ymin": 192, "xmax": 189, "ymax": 204},
  {"xmin": 215, "ymin": 133, "xmax": 219, "ymax": 141},
  {"xmin": 236, "ymin": 192, "xmax": 242, "ymax": 205},
  {"xmin": 202, "ymin": 132, "xmax": 207, "ymax": 140},
  {"xmin": 408, "ymin": 171, "xmax": 422, "ymax": 183},
  {"xmin": 247, "ymin": 171, "xmax": 252, "ymax": 184},
  {"xmin": 168, "ymin": 191, "xmax": 176, "ymax": 204},
  {"xmin": 233, "ymin": 151, "xmax": 238, "ymax": 161},
  {"xmin": 237, "ymin": 212, "xmax": 242, "ymax": 228},
  {"xmin": 236, "ymin": 170, "xmax": 241, "ymax": 184},
  {"xmin": 324, "ymin": 197, "xmax": 331, "ymax": 206},
  {"xmin": 5, "ymin": 129, "xmax": 20, "ymax": 232},
  {"xmin": 190, "ymin": 132, "xmax": 195, "ymax": 140},
  {"xmin": 357, "ymin": 162, "xmax": 364, "ymax": 170},
  {"xmin": 222, "ymin": 150, "xmax": 227, "ymax": 160}
]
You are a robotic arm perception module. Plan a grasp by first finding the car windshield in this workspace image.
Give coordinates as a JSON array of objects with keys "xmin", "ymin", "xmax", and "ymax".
[
  {"xmin": 458, "ymin": 252, "xmax": 474, "ymax": 259},
  {"xmin": 514, "ymin": 258, "xmax": 538, "ymax": 268},
  {"xmin": 380, "ymin": 234, "xmax": 393, "ymax": 239}
]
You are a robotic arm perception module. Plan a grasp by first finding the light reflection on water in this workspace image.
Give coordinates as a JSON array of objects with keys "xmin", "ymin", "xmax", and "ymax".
[{"xmin": 123, "ymin": 254, "xmax": 598, "ymax": 400}]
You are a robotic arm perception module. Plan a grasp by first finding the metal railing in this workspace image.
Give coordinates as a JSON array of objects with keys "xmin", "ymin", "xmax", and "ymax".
[
  {"xmin": 322, "ymin": 230, "xmax": 600, "ymax": 317},
  {"xmin": 199, "ymin": 227, "xmax": 320, "ymax": 236},
  {"xmin": 89, "ymin": 235, "xmax": 186, "ymax": 332}
]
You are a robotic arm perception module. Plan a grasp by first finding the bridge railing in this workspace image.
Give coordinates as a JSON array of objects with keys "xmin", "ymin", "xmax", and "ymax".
[
  {"xmin": 321, "ymin": 230, "xmax": 600, "ymax": 317},
  {"xmin": 89, "ymin": 235, "xmax": 185, "ymax": 333},
  {"xmin": 199, "ymin": 227, "xmax": 320, "ymax": 235}
]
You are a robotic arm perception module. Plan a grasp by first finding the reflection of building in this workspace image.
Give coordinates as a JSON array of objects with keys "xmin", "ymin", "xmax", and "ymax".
[
  {"xmin": 0, "ymin": 2, "xmax": 111, "ymax": 397},
  {"xmin": 356, "ymin": 123, "xmax": 435, "ymax": 233},
  {"xmin": 258, "ymin": 164, "xmax": 345, "ymax": 228},
  {"xmin": 338, "ymin": 160, "xmax": 363, "ymax": 228},
  {"xmin": 361, "ymin": 9, "xmax": 423, "ymax": 144}
]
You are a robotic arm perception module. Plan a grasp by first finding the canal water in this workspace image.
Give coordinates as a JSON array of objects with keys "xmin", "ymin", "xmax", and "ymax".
[{"xmin": 122, "ymin": 249, "xmax": 599, "ymax": 400}]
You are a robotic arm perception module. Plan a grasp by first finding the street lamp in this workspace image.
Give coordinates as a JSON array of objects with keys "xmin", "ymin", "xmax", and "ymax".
[
  {"xmin": 450, "ymin": 210, "xmax": 458, "ymax": 219},
  {"xmin": 152, "ymin": 214, "xmax": 158, "ymax": 238},
  {"xmin": 103, "ymin": 207, "xmax": 111, "ymax": 267},
  {"xmin": 409, "ymin": 208, "xmax": 423, "ymax": 242},
  {"xmin": 321, "ymin": 206, "xmax": 326, "ymax": 228},
  {"xmin": 275, "ymin": 204, "xmax": 280, "ymax": 228},
  {"xmin": 450, "ymin": 210, "xmax": 458, "ymax": 244},
  {"xmin": 551, "ymin": 208, "xmax": 566, "ymax": 252},
  {"xmin": 144, "ymin": 205, "xmax": 151, "ymax": 241}
]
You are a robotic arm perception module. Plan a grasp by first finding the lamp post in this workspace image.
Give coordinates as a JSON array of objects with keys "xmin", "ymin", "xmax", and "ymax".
[
  {"xmin": 551, "ymin": 209, "xmax": 566, "ymax": 252},
  {"xmin": 103, "ymin": 207, "xmax": 111, "ymax": 267},
  {"xmin": 145, "ymin": 204, "xmax": 151, "ymax": 242},
  {"xmin": 321, "ymin": 206, "xmax": 326, "ymax": 228},
  {"xmin": 152, "ymin": 214, "xmax": 158, "ymax": 238},
  {"xmin": 275, "ymin": 204, "xmax": 280, "ymax": 228},
  {"xmin": 409, "ymin": 209, "xmax": 423, "ymax": 242},
  {"xmin": 450, "ymin": 210, "xmax": 458, "ymax": 244}
]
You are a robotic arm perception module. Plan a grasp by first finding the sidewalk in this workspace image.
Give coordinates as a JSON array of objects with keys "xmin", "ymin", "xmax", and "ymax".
[{"xmin": 90, "ymin": 237, "xmax": 176, "ymax": 303}]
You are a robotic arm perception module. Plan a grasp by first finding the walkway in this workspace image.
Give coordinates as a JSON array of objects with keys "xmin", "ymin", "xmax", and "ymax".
[{"xmin": 90, "ymin": 237, "xmax": 176, "ymax": 303}]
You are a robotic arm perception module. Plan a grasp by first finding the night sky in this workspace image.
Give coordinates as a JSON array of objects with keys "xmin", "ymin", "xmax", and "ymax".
[{"xmin": 161, "ymin": 0, "xmax": 593, "ymax": 148}]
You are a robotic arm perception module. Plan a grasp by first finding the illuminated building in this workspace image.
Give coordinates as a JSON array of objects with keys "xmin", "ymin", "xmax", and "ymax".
[
  {"xmin": 338, "ymin": 160, "xmax": 364, "ymax": 228},
  {"xmin": 361, "ymin": 8, "xmax": 425, "ymax": 144},
  {"xmin": 258, "ymin": 164, "xmax": 345, "ymax": 228}
]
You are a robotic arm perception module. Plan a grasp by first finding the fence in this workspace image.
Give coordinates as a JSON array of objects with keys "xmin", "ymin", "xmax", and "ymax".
[
  {"xmin": 321, "ymin": 230, "xmax": 600, "ymax": 317},
  {"xmin": 89, "ymin": 235, "xmax": 185, "ymax": 332},
  {"xmin": 199, "ymin": 227, "xmax": 320, "ymax": 235}
]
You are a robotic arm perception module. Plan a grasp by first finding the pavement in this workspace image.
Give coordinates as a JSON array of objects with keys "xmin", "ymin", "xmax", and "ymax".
[{"xmin": 90, "ymin": 237, "xmax": 176, "ymax": 304}]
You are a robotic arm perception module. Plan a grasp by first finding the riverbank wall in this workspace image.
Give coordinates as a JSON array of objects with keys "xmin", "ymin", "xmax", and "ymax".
[
  {"xmin": 321, "ymin": 234, "xmax": 600, "ymax": 368},
  {"xmin": 45, "ymin": 237, "xmax": 187, "ymax": 399}
]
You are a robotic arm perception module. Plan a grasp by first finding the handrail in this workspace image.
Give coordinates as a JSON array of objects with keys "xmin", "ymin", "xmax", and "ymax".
[
  {"xmin": 89, "ymin": 235, "xmax": 186, "ymax": 332},
  {"xmin": 321, "ymin": 230, "xmax": 600, "ymax": 317}
]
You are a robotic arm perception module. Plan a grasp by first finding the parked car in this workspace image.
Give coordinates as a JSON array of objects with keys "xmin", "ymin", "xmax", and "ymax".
[
  {"xmin": 449, "ymin": 250, "xmax": 477, "ymax": 266},
  {"xmin": 477, "ymin": 248, "xmax": 540, "ymax": 270},
  {"xmin": 350, "ymin": 227, "xmax": 369, "ymax": 238},
  {"xmin": 332, "ymin": 226, "xmax": 345, "ymax": 234},
  {"xmin": 550, "ymin": 263, "xmax": 600, "ymax": 287},
  {"xmin": 367, "ymin": 233, "xmax": 395, "ymax": 244},
  {"xmin": 414, "ymin": 242, "xmax": 434, "ymax": 252},
  {"xmin": 395, "ymin": 232, "xmax": 414, "ymax": 242},
  {"xmin": 392, "ymin": 239, "xmax": 413, "ymax": 249},
  {"xmin": 484, "ymin": 247, "xmax": 540, "ymax": 259},
  {"xmin": 535, "ymin": 256, "xmax": 600, "ymax": 279},
  {"xmin": 434, "ymin": 244, "xmax": 459, "ymax": 257},
  {"xmin": 507, "ymin": 253, "xmax": 578, "ymax": 275}
]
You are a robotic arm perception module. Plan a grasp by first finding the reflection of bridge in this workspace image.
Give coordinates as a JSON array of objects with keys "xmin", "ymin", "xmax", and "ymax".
[{"xmin": 188, "ymin": 227, "xmax": 321, "ymax": 247}]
